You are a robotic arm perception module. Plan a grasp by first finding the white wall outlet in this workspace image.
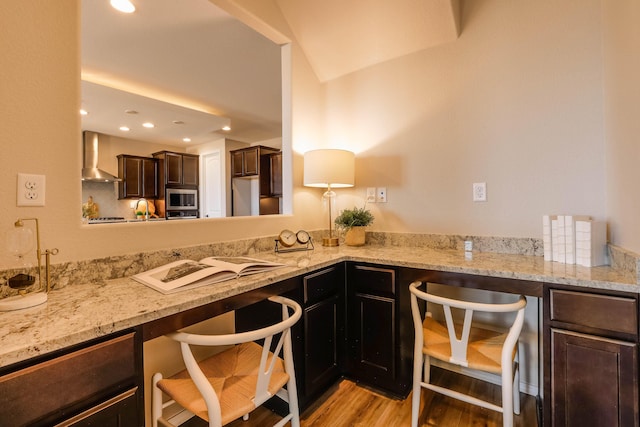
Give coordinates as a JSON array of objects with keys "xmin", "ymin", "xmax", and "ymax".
[
  {"xmin": 376, "ymin": 187, "xmax": 387, "ymax": 203},
  {"xmin": 472, "ymin": 182, "xmax": 487, "ymax": 202},
  {"xmin": 366, "ymin": 187, "xmax": 377, "ymax": 203},
  {"xmin": 17, "ymin": 173, "xmax": 46, "ymax": 206},
  {"xmin": 464, "ymin": 240, "xmax": 473, "ymax": 251}
]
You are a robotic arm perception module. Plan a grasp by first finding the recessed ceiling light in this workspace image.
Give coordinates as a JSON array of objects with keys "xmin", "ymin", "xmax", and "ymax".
[
  {"xmin": 182, "ymin": 137, "xmax": 191, "ymax": 143},
  {"xmin": 142, "ymin": 122, "xmax": 155, "ymax": 128},
  {"xmin": 119, "ymin": 126, "xmax": 130, "ymax": 131},
  {"xmin": 110, "ymin": 0, "xmax": 135, "ymax": 13},
  {"xmin": 222, "ymin": 125, "xmax": 231, "ymax": 131},
  {"xmin": 79, "ymin": 109, "xmax": 88, "ymax": 116}
]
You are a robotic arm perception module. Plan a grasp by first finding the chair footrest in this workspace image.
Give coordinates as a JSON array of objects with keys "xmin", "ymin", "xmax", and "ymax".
[{"xmin": 422, "ymin": 382, "xmax": 504, "ymax": 413}]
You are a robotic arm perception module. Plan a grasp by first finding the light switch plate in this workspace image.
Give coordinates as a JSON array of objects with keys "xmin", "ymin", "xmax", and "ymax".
[
  {"xmin": 472, "ymin": 182, "xmax": 486, "ymax": 202},
  {"xmin": 366, "ymin": 187, "xmax": 377, "ymax": 203}
]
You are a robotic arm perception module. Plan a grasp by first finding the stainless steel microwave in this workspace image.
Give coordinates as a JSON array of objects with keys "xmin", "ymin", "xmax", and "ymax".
[{"xmin": 166, "ymin": 188, "xmax": 198, "ymax": 211}]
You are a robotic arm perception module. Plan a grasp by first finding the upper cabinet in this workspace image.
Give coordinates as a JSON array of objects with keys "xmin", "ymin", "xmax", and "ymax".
[
  {"xmin": 269, "ymin": 152, "xmax": 283, "ymax": 197},
  {"xmin": 153, "ymin": 151, "xmax": 199, "ymax": 189},
  {"xmin": 230, "ymin": 146, "xmax": 282, "ymax": 216},
  {"xmin": 231, "ymin": 146, "xmax": 280, "ymax": 179},
  {"xmin": 117, "ymin": 154, "xmax": 158, "ymax": 199}
]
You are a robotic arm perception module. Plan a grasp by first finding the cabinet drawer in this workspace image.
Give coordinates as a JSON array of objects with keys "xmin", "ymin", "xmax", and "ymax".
[
  {"xmin": 0, "ymin": 332, "xmax": 137, "ymax": 426},
  {"xmin": 550, "ymin": 289, "xmax": 638, "ymax": 337},
  {"xmin": 304, "ymin": 266, "xmax": 341, "ymax": 305},
  {"xmin": 352, "ymin": 265, "xmax": 395, "ymax": 298}
]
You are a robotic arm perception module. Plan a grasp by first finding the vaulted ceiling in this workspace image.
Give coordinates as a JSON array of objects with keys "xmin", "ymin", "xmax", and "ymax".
[
  {"xmin": 276, "ymin": 0, "xmax": 461, "ymax": 82},
  {"xmin": 81, "ymin": 0, "xmax": 460, "ymax": 146}
]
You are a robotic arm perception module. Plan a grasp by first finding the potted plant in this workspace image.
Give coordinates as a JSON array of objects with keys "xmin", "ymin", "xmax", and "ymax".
[{"xmin": 334, "ymin": 206, "xmax": 374, "ymax": 246}]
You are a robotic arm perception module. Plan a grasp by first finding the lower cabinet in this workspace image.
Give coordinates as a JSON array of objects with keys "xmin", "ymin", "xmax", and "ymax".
[
  {"xmin": 345, "ymin": 263, "xmax": 414, "ymax": 398},
  {"xmin": 0, "ymin": 329, "xmax": 143, "ymax": 427},
  {"xmin": 302, "ymin": 265, "xmax": 346, "ymax": 399},
  {"xmin": 545, "ymin": 286, "xmax": 639, "ymax": 426},
  {"xmin": 235, "ymin": 267, "xmax": 345, "ymax": 410}
]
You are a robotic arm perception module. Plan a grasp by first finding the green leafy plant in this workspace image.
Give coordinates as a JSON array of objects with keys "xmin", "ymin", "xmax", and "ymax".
[{"xmin": 334, "ymin": 206, "xmax": 374, "ymax": 230}]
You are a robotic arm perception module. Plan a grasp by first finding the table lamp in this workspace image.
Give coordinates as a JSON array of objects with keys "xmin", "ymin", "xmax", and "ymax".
[{"xmin": 304, "ymin": 149, "xmax": 355, "ymax": 246}]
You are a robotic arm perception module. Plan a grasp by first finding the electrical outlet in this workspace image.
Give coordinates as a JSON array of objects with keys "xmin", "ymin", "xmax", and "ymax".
[
  {"xmin": 464, "ymin": 240, "xmax": 473, "ymax": 251},
  {"xmin": 472, "ymin": 182, "xmax": 486, "ymax": 202},
  {"xmin": 376, "ymin": 187, "xmax": 387, "ymax": 203},
  {"xmin": 366, "ymin": 187, "xmax": 377, "ymax": 203},
  {"xmin": 17, "ymin": 173, "xmax": 46, "ymax": 206}
]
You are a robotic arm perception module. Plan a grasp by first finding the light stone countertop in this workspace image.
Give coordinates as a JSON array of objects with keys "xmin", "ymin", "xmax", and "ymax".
[{"xmin": 1, "ymin": 245, "xmax": 637, "ymax": 369}]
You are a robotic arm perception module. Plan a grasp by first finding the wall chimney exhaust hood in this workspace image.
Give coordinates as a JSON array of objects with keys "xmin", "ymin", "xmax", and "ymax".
[{"xmin": 81, "ymin": 131, "xmax": 122, "ymax": 182}]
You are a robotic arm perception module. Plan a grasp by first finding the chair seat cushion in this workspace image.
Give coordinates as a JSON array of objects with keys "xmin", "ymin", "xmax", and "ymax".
[
  {"xmin": 422, "ymin": 317, "xmax": 515, "ymax": 374},
  {"xmin": 157, "ymin": 341, "xmax": 289, "ymax": 425}
]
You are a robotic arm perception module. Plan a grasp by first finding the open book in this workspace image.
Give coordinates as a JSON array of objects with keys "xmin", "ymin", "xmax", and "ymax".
[{"xmin": 133, "ymin": 256, "xmax": 284, "ymax": 294}]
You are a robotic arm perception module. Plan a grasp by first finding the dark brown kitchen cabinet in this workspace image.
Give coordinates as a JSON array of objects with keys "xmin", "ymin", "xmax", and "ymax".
[
  {"xmin": 0, "ymin": 329, "xmax": 143, "ymax": 427},
  {"xmin": 346, "ymin": 263, "xmax": 413, "ymax": 398},
  {"xmin": 235, "ymin": 265, "xmax": 345, "ymax": 410},
  {"xmin": 545, "ymin": 286, "xmax": 639, "ymax": 427},
  {"xmin": 117, "ymin": 155, "xmax": 158, "ymax": 199},
  {"xmin": 230, "ymin": 145, "xmax": 280, "ymax": 179},
  {"xmin": 232, "ymin": 147, "xmax": 258, "ymax": 176},
  {"xmin": 182, "ymin": 153, "xmax": 199, "ymax": 186},
  {"xmin": 302, "ymin": 265, "xmax": 346, "ymax": 400},
  {"xmin": 269, "ymin": 152, "xmax": 283, "ymax": 196},
  {"xmin": 230, "ymin": 146, "xmax": 282, "ymax": 215},
  {"xmin": 153, "ymin": 150, "xmax": 199, "ymax": 188}
]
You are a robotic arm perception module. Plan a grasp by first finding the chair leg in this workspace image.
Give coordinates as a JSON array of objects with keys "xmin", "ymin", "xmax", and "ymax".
[
  {"xmin": 513, "ymin": 350, "xmax": 521, "ymax": 415},
  {"xmin": 411, "ymin": 352, "xmax": 425, "ymax": 427},
  {"xmin": 151, "ymin": 373, "xmax": 163, "ymax": 427},
  {"xmin": 423, "ymin": 355, "xmax": 430, "ymax": 384},
  {"xmin": 501, "ymin": 362, "xmax": 514, "ymax": 427},
  {"xmin": 287, "ymin": 377, "xmax": 301, "ymax": 427}
]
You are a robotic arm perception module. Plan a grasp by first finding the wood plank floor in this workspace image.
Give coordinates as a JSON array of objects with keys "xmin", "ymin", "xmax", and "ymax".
[{"xmin": 222, "ymin": 367, "xmax": 539, "ymax": 427}]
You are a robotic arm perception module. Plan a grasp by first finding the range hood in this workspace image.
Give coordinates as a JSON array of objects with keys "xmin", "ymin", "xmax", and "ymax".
[{"xmin": 81, "ymin": 131, "xmax": 122, "ymax": 182}]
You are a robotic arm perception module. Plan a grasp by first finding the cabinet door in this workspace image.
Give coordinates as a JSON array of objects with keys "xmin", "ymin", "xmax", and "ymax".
[
  {"xmin": 270, "ymin": 152, "xmax": 283, "ymax": 196},
  {"xmin": 141, "ymin": 158, "xmax": 158, "ymax": 198},
  {"xmin": 304, "ymin": 296, "xmax": 340, "ymax": 397},
  {"xmin": 165, "ymin": 152, "xmax": 182, "ymax": 185},
  {"xmin": 65, "ymin": 388, "xmax": 139, "ymax": 427},
  {"xmin": 243, "ymin": 147, "xmax": 259, "ymax": 175},
  {"xmin": 551, "ymin": 329, "xmax": 638, "ymax": 427},
  {"xmin": 0, "ymin": 331, "xmax": 141, "ymax": 427},
  {"xmin": 118, "ymin": 156, "xmax": 142, "ymax": 199},
  {"xmin": 231, "ymin": 151, "xmax": 244, "ymax": 177},
  {"xmin": 347, "ymin": 265, "xmax": 399, "ymax": 394},
  {"xmin": 303, "ymin": 266, "xmax": 345, "ymax": 398},
  {"xmin": 182, "ymin": 154, "xmax": 199, "ymax": 187}
]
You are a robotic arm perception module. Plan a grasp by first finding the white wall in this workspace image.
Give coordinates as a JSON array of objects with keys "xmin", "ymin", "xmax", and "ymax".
[
  {"xmin": 322, "ymin": 0, "xmax": 608, "ymax": 239},
  {"xmin": 0, "ymin": 0, "xmax": 324, "ymax": 267},
  {"xmin": 602, "ymin": 0, "xmax": 640, "ymax": 254},
  {"xmin": 1, "ymin": 0, "xmax": 638, "ymax": 265}
]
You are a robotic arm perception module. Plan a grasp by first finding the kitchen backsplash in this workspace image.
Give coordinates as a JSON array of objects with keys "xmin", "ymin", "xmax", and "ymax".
[{"xmin": 81, "ymin": 181, "xmax": 140, "ymax": 219}]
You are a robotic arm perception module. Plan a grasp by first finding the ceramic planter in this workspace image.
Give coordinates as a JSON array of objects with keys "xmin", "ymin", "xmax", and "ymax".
[{"xmin": 344, "ymin": 226, "xmax": 366, "ymax": 246}]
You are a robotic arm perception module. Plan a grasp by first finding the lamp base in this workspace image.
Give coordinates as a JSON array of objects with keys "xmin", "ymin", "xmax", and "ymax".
[
  {"xmin": 0, "ymin": 292, "xmax": 47, "ymax": 311},
  {"xmin": 322, "ymin": 236, "xmax": 339, "ymax": 247}
]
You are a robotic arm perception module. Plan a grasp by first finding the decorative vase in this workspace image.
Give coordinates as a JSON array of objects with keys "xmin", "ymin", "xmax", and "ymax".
[{"xmin": 344, "ymin": 226, "xmax": 366, "ymax": 246}]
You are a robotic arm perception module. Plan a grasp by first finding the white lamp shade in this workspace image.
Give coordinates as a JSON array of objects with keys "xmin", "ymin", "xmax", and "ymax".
[{"xmin": 304, "ymin": 149, "xmax": 355, "ymax": 188}]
